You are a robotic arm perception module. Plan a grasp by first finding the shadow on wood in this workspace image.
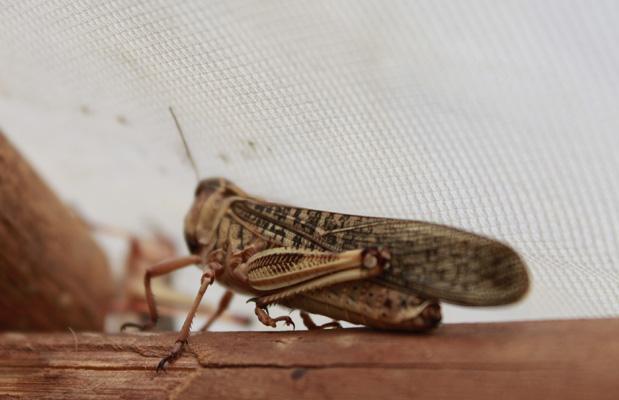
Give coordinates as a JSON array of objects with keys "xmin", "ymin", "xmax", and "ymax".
[{"xmin": 0, "ymin": 318, "xmax": 617, "ymax": 399}]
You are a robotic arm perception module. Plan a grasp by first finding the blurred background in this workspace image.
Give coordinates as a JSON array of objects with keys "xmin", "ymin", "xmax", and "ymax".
[{"xmin": 1, "ymin": 1, "xmax": 618, "ymax": 331}]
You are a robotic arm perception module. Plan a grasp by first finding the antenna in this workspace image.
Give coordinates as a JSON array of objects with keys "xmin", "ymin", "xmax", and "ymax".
[{"xmin": 169, "ymin": 106, "xmax": 200, "ymax": 182}]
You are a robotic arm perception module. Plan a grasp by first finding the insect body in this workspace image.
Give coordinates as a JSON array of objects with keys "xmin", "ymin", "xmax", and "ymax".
[{"xmin": 126, "ymin": 177, "xmax": 529, "ymax": 371}]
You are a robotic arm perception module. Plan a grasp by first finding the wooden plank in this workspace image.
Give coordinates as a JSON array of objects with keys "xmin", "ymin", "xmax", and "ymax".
[
  {"xmin": 0, "ymin": 318, "xmax": 617, "ymax": 399},
  {"xmin": 181, "ymin": 367, "xmax": 613, "ymax": 400}
]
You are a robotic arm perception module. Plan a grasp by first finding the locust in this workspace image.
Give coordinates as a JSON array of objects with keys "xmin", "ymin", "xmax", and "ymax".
[{"xmin": 122, "ymin": 108, "xmax": 530, "ymax": 371}]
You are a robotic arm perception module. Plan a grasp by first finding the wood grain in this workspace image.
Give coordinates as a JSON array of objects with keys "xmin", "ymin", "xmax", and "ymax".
[
  {"xmin": 0, "ymin": 132, "xmax": 113, "ymax": 331},
  {"xmin": 0, "ymin": 318, "xmax": 617, "ymax": 399}
]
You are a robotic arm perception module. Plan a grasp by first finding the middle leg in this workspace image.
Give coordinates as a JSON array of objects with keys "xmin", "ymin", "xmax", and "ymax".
[{"xmin": 120, "ymin": 255, "xmax": 201, "ymax": 331}]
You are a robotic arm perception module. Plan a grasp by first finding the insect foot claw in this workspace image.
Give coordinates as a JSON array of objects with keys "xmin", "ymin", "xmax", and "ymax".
[
  {"xmin": 156, "ymin": 358, "xmax": 169, "ymax": 373},
  {"xmin": 254, "ymin": 307, "xmax": 295, "ymax": 329},
  {"xmin": 156, "ymin": 340, "xmax": 187, "ymax": 373}
]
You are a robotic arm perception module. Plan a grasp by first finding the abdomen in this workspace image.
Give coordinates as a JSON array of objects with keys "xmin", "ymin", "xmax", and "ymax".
[{"xmin": 283, "ymin": 281, "xmax": 442, "ymax": 331}]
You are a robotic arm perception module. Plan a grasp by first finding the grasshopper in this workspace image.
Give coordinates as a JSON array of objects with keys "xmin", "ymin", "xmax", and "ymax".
[{"xmin": 122, "ymin": 108, "xmax": 529, "ymax": 371}]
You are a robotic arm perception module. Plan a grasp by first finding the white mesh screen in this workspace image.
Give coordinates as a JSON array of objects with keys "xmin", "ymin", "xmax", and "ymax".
[{"xmin": 1, "ymin": 1, "xmax": 618, "ymax": 328}]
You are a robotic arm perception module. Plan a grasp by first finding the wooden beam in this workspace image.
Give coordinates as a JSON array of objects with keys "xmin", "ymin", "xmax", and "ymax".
[{"xmin": 1, "ymin": 318, "xmax": 617, "ymax": 399}]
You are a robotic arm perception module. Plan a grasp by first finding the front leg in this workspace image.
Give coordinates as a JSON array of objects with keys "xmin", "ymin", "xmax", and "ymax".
[
  {"xmin": 156, "ymin": 250, "xmax": 226, "ymax": 371},
  {"xmin": 157, "ymin": 265, "xmax": 217, "ymax": 371}
]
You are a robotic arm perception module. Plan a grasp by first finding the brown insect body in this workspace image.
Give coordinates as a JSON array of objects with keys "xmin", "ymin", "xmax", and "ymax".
[
  {"xmin": 183, "ymin": 178, "xmax": 529, "ymax": 331},
  {"xmin": 128, "ymin": 108, "xmax": 528, "ymax": 371}
]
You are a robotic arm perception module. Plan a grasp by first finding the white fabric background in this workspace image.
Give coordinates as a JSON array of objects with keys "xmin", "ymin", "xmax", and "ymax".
[{"xmin": 1, "ymin": 1, "xmax": 618, "ymax": 329}]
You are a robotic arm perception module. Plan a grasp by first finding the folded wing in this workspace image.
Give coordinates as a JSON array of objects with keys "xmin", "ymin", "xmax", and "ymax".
[{"xmin": 231, "ymin": 200, "xmax": 529, "ymax": 306}]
